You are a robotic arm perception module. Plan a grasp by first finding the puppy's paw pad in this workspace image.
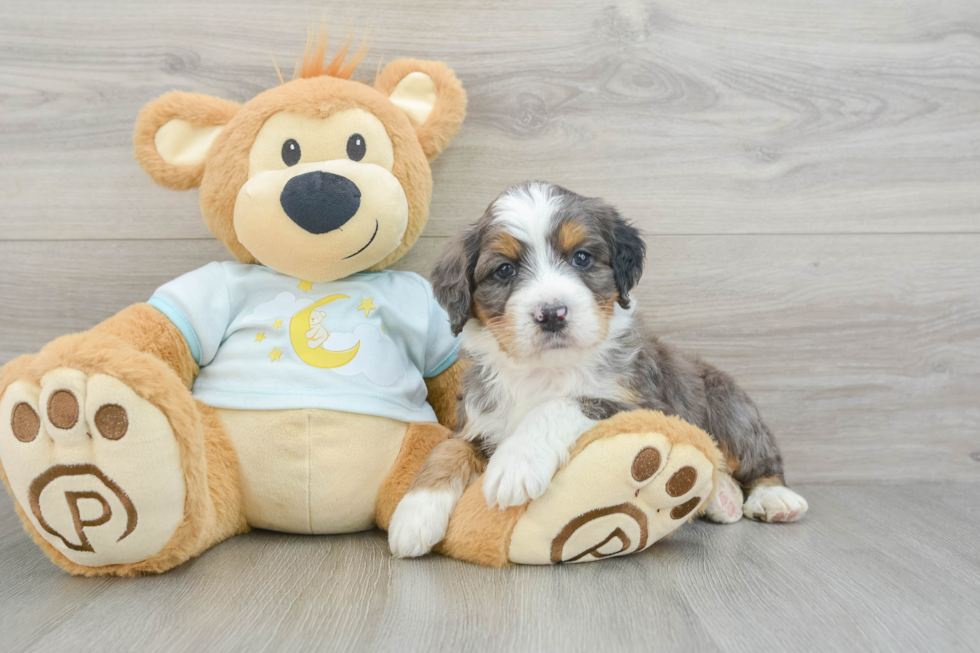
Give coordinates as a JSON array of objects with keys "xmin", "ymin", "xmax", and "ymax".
[{"xmin": 703, "ymin": 473, "xmax": 743, "ymax": 524}]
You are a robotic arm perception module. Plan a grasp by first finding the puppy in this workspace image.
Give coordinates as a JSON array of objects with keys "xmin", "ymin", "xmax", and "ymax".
[{"xmin": 388, "ymin": 182, "xmax": 807, "ymax": 558}]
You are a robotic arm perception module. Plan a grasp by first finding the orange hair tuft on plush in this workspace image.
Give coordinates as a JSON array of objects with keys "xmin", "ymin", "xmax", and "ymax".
[{"xmin": 290, "ymin": 23, "xmax": 369, "ymax": 82}]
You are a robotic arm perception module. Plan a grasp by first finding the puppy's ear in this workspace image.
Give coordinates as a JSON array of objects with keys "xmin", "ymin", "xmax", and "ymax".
[
  {"xmin": 134, "ymin": 91, "xmax": 240, "ymax": 190},
  {"xmin": 607, "ymin": 210, "xmax": 645, "ymax": 309},
  {"xmin": 432, "ymin": 225, "xmax": 481, "ymax": 336}
]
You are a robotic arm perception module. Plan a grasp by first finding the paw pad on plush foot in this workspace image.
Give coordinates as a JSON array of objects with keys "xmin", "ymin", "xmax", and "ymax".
[
  {"xmin": 506, "ymin": 431, "xmax": 716, "ymax": 565},
  {"xmin": 0, "ymin": 369, "xmax": 186, "ymax": 566}
]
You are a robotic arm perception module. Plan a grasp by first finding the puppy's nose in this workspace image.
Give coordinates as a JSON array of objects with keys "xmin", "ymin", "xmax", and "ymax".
[
  {"xmin": 533, "ymin": 304, "xmax": 568, "ymax": 333},
  {"xmin": 280, "ymin": 171, "xmax": 361, "ymax": 234}
]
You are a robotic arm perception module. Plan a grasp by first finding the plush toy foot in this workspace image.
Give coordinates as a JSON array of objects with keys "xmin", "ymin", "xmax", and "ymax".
[
  {"xmin": 703, "ymin": 472, "xmax": 743, "ymax": 524},
  {"xmin": 0, "ymin": 368, "xmax": 188, "ymax": 569},
  {"xmin": 507, "ymin": 428, "xmax": 717, "ymax": 564}
]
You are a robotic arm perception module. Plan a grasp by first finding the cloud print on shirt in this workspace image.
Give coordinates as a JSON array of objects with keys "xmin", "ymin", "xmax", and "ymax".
[
  {"xmin": 320, "ymin": 324, "xmax": 405, "ymax": 386},
  {"xmin": 240, "ymin": 292, "xmax": 312, "ymax": 324}
]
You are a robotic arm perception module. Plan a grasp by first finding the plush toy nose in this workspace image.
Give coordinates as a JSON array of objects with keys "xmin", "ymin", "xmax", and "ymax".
[{"xmin": 280, "ymin": 171, "xmax": 361, "ymax": 234}]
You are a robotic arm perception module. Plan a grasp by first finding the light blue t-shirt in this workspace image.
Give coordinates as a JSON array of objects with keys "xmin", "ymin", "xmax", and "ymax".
[{"xmin": 148, "ymin": 262, "xmax": 459, "ymax": 423}]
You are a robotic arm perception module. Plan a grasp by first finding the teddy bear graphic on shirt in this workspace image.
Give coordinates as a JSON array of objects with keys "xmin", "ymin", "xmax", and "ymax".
[{"xmin": 306, "ymin": 310, "xmax": 330, "ymax": 349}]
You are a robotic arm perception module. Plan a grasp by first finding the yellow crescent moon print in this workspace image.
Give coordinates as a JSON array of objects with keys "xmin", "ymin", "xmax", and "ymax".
[{"xmin": 289, "ymin": 294, "xmax": 360, "ymax": 368}]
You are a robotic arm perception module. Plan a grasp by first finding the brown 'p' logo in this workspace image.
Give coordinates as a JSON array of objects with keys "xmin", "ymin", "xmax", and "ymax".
[
  {"xmin": 550, "ymin": 503, "xmax": 649, "ymax": 564},
  {"xmin": 28, "ymin": 464, "xmax": 138, "ymax": 553}
]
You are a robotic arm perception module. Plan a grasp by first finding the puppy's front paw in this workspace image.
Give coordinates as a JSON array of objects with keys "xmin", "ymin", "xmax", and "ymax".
[
  {"xmin": 483, "ymin": 439, "xmax": 560, "ymax": 510},
  {"xmin": 387, "ymin": 489, "xmax": 456, "ymax": 558},
  {"xmin": 743, "ymin": 485, "xmax": 808, "ymax": 523}
]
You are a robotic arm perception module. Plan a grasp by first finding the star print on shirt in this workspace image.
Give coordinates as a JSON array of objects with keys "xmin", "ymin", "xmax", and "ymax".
[
  {"xmin": 297, "ymin": 280, "xmax": 314, "ymax": 293},
  {"xmin": 268, "ymin": 347, "xmax": 283, "ymax": 362},
  {"xmin": 358, "ymin": 297, "xmax": 376, "ymax": 318},
  {"xmin": 273, "ymin": 319, "xmax": 283, "ymax": 329},
  {"xmin": 254, "ymin": 333, "xmax": 266, "ymax": 342}
]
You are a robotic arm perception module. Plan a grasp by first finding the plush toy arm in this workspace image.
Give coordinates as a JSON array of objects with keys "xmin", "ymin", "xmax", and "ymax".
[
  {"xmin": 424, "ymin": 359, "xmax": 467, "ymax": 430},
  {"xmin": 92, "ymin": 303, "xmax": 199, "ymax": 388}
]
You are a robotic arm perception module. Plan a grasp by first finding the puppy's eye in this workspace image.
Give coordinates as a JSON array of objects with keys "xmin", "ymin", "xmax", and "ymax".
[
  {"xmin": 572, "ymin": 251, "xmax": 593, "ymax": 268},
  {"xmin": 494, "ymin": 262, "xmax": 517, "ymax": 281},
  {"xmin": 347, "ymin": 134, "xmax": 366, "ymax": 162},
  {"xmin": 281, "ymin": 139, "xmax": 301, "ymax": 166}
]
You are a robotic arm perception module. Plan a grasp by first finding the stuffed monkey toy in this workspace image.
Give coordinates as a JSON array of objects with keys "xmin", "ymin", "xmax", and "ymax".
[{"xmin": 0, "ymin": 33, "xmax": 721, "ymax": 575}]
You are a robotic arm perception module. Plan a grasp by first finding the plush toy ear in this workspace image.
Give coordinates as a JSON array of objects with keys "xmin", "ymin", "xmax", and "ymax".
[
  {"xmin": 375, "ymin": 59, "xmax": 467, "ymax": 161},
  {"xmin": 134, "ymin": 91, "xmax": 240, "ymax": 190}
]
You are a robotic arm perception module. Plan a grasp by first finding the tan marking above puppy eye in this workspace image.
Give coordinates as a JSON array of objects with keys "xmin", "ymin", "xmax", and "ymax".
[
  {"xmin": 491, "ymin": 232, "xmax": 523, "ymax": 260},
  {"xmin": 559, "ymin": 221, "xmax": 587, "ymax": 253}
]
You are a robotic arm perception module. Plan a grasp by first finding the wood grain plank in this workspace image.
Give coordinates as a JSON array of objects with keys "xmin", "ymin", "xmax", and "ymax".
[
  {"xmin": 674, "ymin": 484, "xmax": 980, "ymax": 653},
  {"xmin": 1, "ymin": 234, "xmax": 977, "ymax": 483},
  {"xmin": 1, "ymin": 484, "xmax": 977, "ymax": 653},
  {"xmin": 1, "ymin": 0, "xmax": 978, "ymax": 240},
  {"xmin": 0, "ymin": 499, "xmax": 116, "ymax": 652}
]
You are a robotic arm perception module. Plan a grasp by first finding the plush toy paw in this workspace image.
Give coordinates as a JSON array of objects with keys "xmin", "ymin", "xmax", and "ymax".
[
  {"xmin": 0, "ymin": 368, "xmax": 186, "ymax": 567},
  {"xmin": 743, "ymin": 485, "xmax": 808, "ymax": 523},
  {"xmin": 506, "ymin": 430, "xmax": 716, "ymax": 564},
  {"xmin": 388, "ymin": 488, "xmax": 458, "ymax": 558},
  {"xmin": 703, "ymin": 472, "xmax": 743, "ymax": 524}
]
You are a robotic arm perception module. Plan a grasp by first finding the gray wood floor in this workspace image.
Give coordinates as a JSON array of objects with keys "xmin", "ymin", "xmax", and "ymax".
[
  {"xmin": 2, "ymin": 485, "xmax": 979, "ymax": 653},
  {"xmin": 1, "ymin": 1, "xmax": 978, "ymax": 651}
]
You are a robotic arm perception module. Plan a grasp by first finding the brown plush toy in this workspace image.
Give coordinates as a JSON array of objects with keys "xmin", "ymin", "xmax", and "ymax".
[{"xmin": 0, "ymin": 33, "xmax": 721, "ymax": 575}]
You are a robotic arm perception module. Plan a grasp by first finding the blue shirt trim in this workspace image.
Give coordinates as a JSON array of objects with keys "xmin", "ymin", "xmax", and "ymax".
[
  {"xmin": 424, "ymin": 342, "xmax": 460, "ymax": 378},
  {"xmin": 147, "ymin": 295, "xmax": 203, "ymax": 365}
]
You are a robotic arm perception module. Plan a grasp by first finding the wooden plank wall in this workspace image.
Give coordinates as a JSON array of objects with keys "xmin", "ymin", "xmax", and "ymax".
[{"xmin": 1, "ymin": 0, "xmax": 978, "ymax": 483}]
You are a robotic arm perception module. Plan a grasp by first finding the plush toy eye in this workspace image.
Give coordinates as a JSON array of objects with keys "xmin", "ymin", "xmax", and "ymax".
[
  {"xmin": 494, "ymin": 262, "xmax": 517, "ymax": 280},
  {"xmin": 281, "ymin": 139, "xmax": 301, "ymax": 166},
  {"xmin": 347, "ymin": 134, "xmax": 366, "ymax": 162},
  {"xmin": 572, "ymin": 251, "xmax": 593, "ymax": 268}
]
